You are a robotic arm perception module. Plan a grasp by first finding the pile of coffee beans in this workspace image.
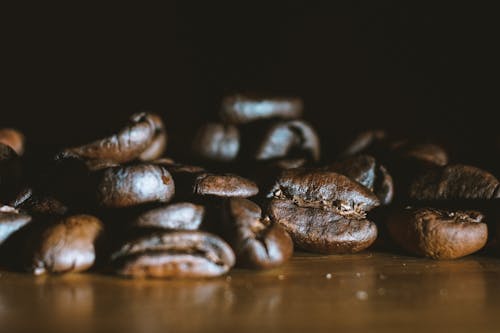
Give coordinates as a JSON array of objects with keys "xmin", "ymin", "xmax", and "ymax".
[{"xmin": 0, "ymin": 95, "xmax": 499, "ymax": 279}]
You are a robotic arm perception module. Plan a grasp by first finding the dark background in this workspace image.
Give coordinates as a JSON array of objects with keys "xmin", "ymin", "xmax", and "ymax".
[{"xmin": 3, "ymin": 2, "xmax": 498, "ymax": 164}]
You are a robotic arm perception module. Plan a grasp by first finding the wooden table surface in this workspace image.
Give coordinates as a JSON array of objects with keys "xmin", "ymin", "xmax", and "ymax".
[{"xmin": 1, "ymin": 252, "xmax": 499, "ymax": 333}]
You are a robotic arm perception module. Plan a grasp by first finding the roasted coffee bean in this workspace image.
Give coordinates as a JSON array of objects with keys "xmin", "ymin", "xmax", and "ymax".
[
  {"xmin": 395, "ymin": 143, "xmax": 448, "ymax": 166},
  {"xmin": 10, "ymin": 188, "xmax": 68, "ymax": 216},
  {"xmin": 0, "ymin": 206, "xmax": 32, "ymax": 245},
  {"xmin": 220, "ymin": 94, "xmax": 303, "ymax": 124},
  {"xmin": 62, "ymin": 112, "xmax": 162, "ymax": 166},
  {"xmin": 0, "ymin": 128, "xmax": 25, "ymax": 156},
  {"xmin": 339, "ymin": 129, "xmax": 386, "ymax": 158},
  {"xmin": 409, "ymin": 164, "xmax": 500, "ymax": 200},
  {"xmin": 138, "ymin": 114, "xmax": 167, "ymax": 161},
  {"xmin": 268, "ymin": 199, "xmax": 377, "ymax": 253},
  {"xmin": 111, "ymin": 231, "xmax": 235, "ymax": 278},
  {"xmin": 131, "ymin": 202, "xmax": 204, "ymax": 230},
  {"xmin": 254, "ymin": 120, "xmax": 320, "ymax": 162},
  {"xmin": 192, "ymin": 123, "xmax": 240, "ymax": 162},
  {"xmin": 0, "ymin": 143, "xmax": 22, "ymax": 203},
  {"xmin": 386, "ymin": 207, "xmax": 487, "ymax": 259},
  {"xmin": 28, "ymin": 215, "xmax": 104, "ymax": 275},
  {"xmin": 97, "ymin": 164, "xmax": 175, "ymax": 208},
  {"xmin": 271, "ymin": 158, "xmax": 307, "ymax": 170},
  {"xmin": 325, "ymin": 155, "xmax": 394, "ymax": 205},
  {"xmin": 223, "ymin": 198, "xmax": 293, "ymax": 269},
  {"xmin": 194, "ymin": 173, "xmax": 258, "ymax": 198},
  {"xmin": 267, "ymin": 169, "xmax": 379, "ymax": 253}
]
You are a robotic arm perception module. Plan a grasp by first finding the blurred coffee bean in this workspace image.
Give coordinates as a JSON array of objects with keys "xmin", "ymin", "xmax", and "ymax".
[
  {"xmin": 220, "ymin": 94, "xmax": 303, "ymax": 124},
  {"xmin": 0, "ymin": 143, "xmax": 22, "ymax": 203},
  {"xmin": 254, "ymin": 120, "xmax": 320, "ymax": 162},
  {"xmin": 267, "ymin": 169, "xmax": 379, "ymax": 253},
  {"xmin": 0, "ymin": 128, "xmax": 25, "ymax": 156},
  {"xmin": 339, "ymin": 129, "xmax": 386, "ymax": 158},
  {"xmin": 96, "ymin": 164, "xmax": 175, "ymax": 208},
  {"xmin": 10, "ymin": 188, "xmax": 68, "ymax": 216},
  {"xmin": 386, "ymin": 207, "xmax": 487, "ymax": 259},
  {"xmin": 0, "ymin": 206, "xmax": 32, "ymax": 245},
  {"xmin": 28, "ymin": 215, "xmax": 104, "ymax": 275},
  {"xmin": 62, "ymin": 112, "xmax": 162, "ymax": 167},
  {"xmin": 131, "ymin": 202, "xmax": 204, "ymax": 230},
  {"xmin": 325, "ymin": 154, "xmax": 394, "ymax": 205},
  {"xmin": 409, "ymin": 164, "xmax": 500, "ymax": 200},
  {"xmin": 111, "ymin": 231, "xmax": 235, "ymax": 278},
  {"xmin": 138, "ymin": 114, "xmax": 167, "ymax": 161},
  {"xmin": 223, "ymin": 198, "xmax": 293, "ymax": 269},
  {"xmin": 192, "ymin": 123, "xmax": 240, "ymax": 162},
  {"xmin": 395, "ymin": 143, "xmax": 448, "ymax": 166},
  {"xmin": 194, "ymin": 173, "xmax": 258, "ymax": 198}
]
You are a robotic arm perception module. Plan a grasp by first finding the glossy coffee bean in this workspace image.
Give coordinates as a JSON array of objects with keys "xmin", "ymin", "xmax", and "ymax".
[
  {"xmin": 0, "ymin": 206, "xmax": 32, "ymax": 245},
  {"xmin": 409, "ymin": 164, "xmax": 500, "ymax": 200},
  {"xmin": 194, "ymin": 173, "xmax": 259, "ymax": 198},
  {"xmin": 220, "ymin": 94, "xmax": 303, "ymax": 124},
  {"xmin": 192, "ymin": 123, "xmax": 240, "ymax": 162},
  {"xmin": 62, "ymin": 112, "xmax": 162, "ymax": 166},
  {"xmin": 0, "ymin": 128, "xmax": 25, "ymax": 156},
  {"xmin": 267, "ymin": 169, "xmax": 379, "ymax": 253},
  {"xmin": 268, "ymin": 199, "xmax": 377, "ymax": 253},
  {"xmin": 131, "ymin": 202, "xmax": 204, "ymax": 230},
  {"xmin": 223, "ymin": 198, "xmax": 293, "ymax": 269},
  {"xmin": 97, "ymin": 164, "xmax": 175, "ymax": 208},
  {"xmin": 386, "ymin": 207, "xmax": 487, "ymax": 259},
  {"xmin": 325, "ymin": 155, "xmax": 394, "ymax": 205},
  {"xmin": 139, "ymin": 114, "xmax": 167, "ymax": 161},
  {"xmin": 111, "ymin": 230, "xmax": 235, "ymax": 278},
  {"xmin": 28, "ymin": 215, "xmax": 104, "ymax": 275},
  {"xmin": 254, "ymin": 120, "xmax": 320, "ymax": 162}
]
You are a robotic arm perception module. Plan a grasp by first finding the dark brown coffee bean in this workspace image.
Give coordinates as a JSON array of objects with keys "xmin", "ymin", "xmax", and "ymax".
[
  {"xmin": 111, "ymin": 230, "xmax": 235, "ymax": 278},
  {"xmin": 409, "ymin": 164, "xmax": 500, "ymax": 200},
  {"xmin": 271, "ymin": 158, "xmax": 307, "ymax": 170},
  {"xmin": 268, "ymin": 169, "xmax": 380, "ymax": 213},
  {"xmin": 223, "ymin": 198, "xmax": 293, "ymax": 269},
  {"xmin": 28, "ymin": 215, "xmax": 104, "ymax": 275},
  {"xmin": 339, "ymin": 129, "xmax": 386, "ymax": 158},
  {"xmin": 325, "ymin": 155, "xmax": 394, "ymax": 205},
  {"xmin": 97, "ymin": 164, "xmax": 175, "ymax": 208},
  {"xmin": 268, "ymin": 199, "xmax": 377, "ymax": 253},
  {"xmin": 220, "ymin": 94, "xmax": 303, "ymax": 124},
  {"xmin": 266, "ymin": 169, "xmax": 379, "ymax": 254},
  {"xmin": 395, "ymin": 143, "xmax": 448, "ymax": 166},
  {"xmin": 0, "ymin": 128, "xmax": 25, "ymax": 156},
  {"xmin": 0, "ymin": 206, "xmax": 32, "ymax": 245},
  {"xmin": 254, "ymin": 120, "xmax": 320, "ymax": 162},
  {"xmin": 138, "ymin": 114, "xmax": 167, "ymax": 161},
  {"xmin": 131, "ymin": 202, "xmax": 204, "ymax": 230},
  {"xmin": 62, "ymin": 112, "xmax": 161, "ymax": 166},
  {"xmin": 10, "ymin": 188, "xmax": 69, "ymax": 216},
  {"xmin": 0, "ymin": 143, "xmax": 22, "ymax": 203},
  {"xmin": 386, "ymin": 207, "xmax": 487, "ymax": 259},
  {"xmin": 192, "ymin": 123, "xmax": 240, "ymax": 162},
  {"xmin": 194, "ymin": 173, "xmax": 259, "ymax": 198}
]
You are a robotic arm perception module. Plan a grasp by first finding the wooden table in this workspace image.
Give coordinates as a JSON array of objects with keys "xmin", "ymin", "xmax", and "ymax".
[{"xmin": 1, "ymin": 252, "xmax": 499, "ymax": 333}]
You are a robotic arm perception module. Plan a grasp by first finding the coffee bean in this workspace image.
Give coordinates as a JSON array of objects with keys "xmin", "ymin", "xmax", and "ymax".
[
  {"xmin": 409, "ymin": 164, "xmax": 500, "ymax": 200},
  {"xmin": 138, "ymin": 113, "xmax": 167, "ymax": 161},
  {"xmin": 194, "ymin": 173, "xmax": 258, "ymax": 198},
  {"xmin": 0, "ymin": 206, "xmax": 32, "ymax": 245},
  {"xmin": 28, "ymin": 215, "xmax": 104, "ymax": 274},
  {"xmin": 0, "ymin": 128, "xmax": 25, "ymax": 156},
  {"xmin": 220, "ymin": 94, "xmax": 303, "ymax": 124},
  {"xmin": 223, "ymin": 198, "xmax": 293, "ymax": 269},
  {"xmin": 62, "ymin": 112, "xmax": 162, "ymax": 166},
  {"xmin": 192, "ymin": 123, "xmax": 240, "ymax": 162},
  {"xmin": 96, "ymin": 164, "xmax": 175, "ymax": 208},
  {"xmin": 0, "ymin": 143, "xmax": 22, "ymax": 203},
  {"xmin": 254, "ymin": 120, "xmax": 320, "ymax": 162},
  {"xmin": 386, "ymin": 207, "xmax": 487, "ymax": 259},
  {"xmin": 10, "ymin": 188, "xmax": 68, "ymax": 216},
  {"xmin": 131, "ymin": 202, "xmax": 205, "ymax": 230},
  {"xmin": 395, "ymin": 143, "xmax": 448, "ymax": 166},
  {"xmin": 111, "ymin": 230, "xmax": 235, "ymax": 278},
  {"xmin": 266, "ymin": 169, "xmax": 379, "ymax": 253},
  {"xmin": 325, "ymin": 155, "xmax": 394, "ymax": 205}
]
